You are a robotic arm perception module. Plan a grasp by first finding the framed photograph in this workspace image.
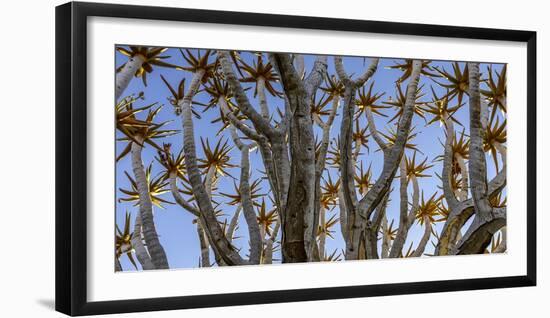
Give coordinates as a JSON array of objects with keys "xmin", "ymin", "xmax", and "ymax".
[{"xmin": 55, "ymin": 1, "xmax": 536, "ymax": 316}]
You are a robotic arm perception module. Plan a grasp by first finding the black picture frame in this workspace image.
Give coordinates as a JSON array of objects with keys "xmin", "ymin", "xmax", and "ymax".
[{"xmin": 55, "ymin": 1, "xmax": 537, "ymax": 316}]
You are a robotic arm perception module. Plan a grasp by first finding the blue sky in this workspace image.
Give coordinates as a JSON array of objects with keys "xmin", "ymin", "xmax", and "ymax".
[{"xmin": 115, "ymin": 48, "xmax": 505, "ymax": 271}]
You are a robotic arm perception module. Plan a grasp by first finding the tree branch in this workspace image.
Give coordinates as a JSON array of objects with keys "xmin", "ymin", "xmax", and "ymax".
[
  {"xmin": 270, "ymin": 52, "xmax": 317, "ymax": 262},
  {"xmin": 218, "ymin": 51, "xmax": 276, "ymax": 138},
  {"xmin": 130, "ymin": 138, "xmax": 169, "ymax": 269},
  {"xmin": 180, "ymin": 69, "xmax": 246, "ymax": 265}
]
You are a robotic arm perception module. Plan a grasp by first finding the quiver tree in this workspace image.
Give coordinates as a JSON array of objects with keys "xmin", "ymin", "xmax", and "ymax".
[
  {"xmin": 115, "ymin": 46, "xmax": 181, "ymax": 101},
  {"xmin": 115, "ymin": 46, "xmax": 507, "ymax": 271}
]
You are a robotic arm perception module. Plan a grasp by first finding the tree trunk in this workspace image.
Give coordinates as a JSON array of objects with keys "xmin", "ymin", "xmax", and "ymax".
[
  {"xmin": 454, "ymin": 62, "xmax": 506, "ymax": 254},
  {"xmin": 493, "ymin": 227, "xmax": 507, "ymax": 253},
  {"xmin": 238, "ymin": 146, "xmax": 263, "ymax": 264},
  {"xmin": 227, "ymin": 205, "xmax": 242, "ymax": 243},
  {"xmin": 131, "ymin": 214, "xmax": 155, "ymax": 270},
  {"xmin": 256, "ymin": 77, "xmax": 270, "ymax": 119},
  {"xmin": 131, "ymin": 139, "xmax": 169, "ymax": 269},
  {"xmin": 468, "ymin": 63, "xmax": 493, "ymax": 223},
  {"xmin": 381, "ymin": 215, "xmax": 390, "ymax": 258},
  {"xmin": 180, "ymin": 69, "xmax": 247, "ymax": 265},
  {"xmin": 412, "ymin": 217, "xmax": 432, "ymax": 257},
  {"xmin": 115, "ymin": 54, "xmax": 145, "ymax": 102},
  {"xmin": 389, "ymin": 159, "xmax": 417, "ymax": 258},
  {"xmin": 115, "ymin": 257, "xmax": 122, "ymax": 272},
  {"xmin": 197, "ymin": 221, "xmax": 211, "ymax": 267},
  {"xmin": 455, "ymin": 153, "xmax": 469, "ymax": 201},
  {"xmin": 264, "ymin": 220, "xmax": 280, "ymax": 264},
  {"xmin": 271, "ymin": 53, "xmax": 317, "ymax": 263},
  {"xmin": 318, "ymin": 206, "xmax": 326, "ymax": 258}
]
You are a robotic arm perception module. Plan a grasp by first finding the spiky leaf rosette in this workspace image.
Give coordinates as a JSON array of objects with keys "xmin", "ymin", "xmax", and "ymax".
[
  {"xmin": 238, "ymin": 54, "xmax": 282, "ymax": 97},
  {"xmin": 355, "ymin": 81, "xmax": 389, "ymax": 118},
  {"xmin": 179, "ymin": 49, "xmax": 219, "ymax": 83},
  {"xmin": 320, "ymin": 174, "xmax": 341, "ymax": 209},
  {"xmin": 198, "ymin": 138, "xmax": 237, "ymax": 177},
  {"xmin": 387, "ymin": 59, "xmax": 440, "ymax": 83},
  {"xmin": 415, "ymin": 192, "xmax": 442, "ymax": 225},
  {"xmin": 383, "ymin": 83, "xmax": 426, "ymax": 123},
  {"xmin": 404, "ymin": 152, "xmax": 433, "ymax": 182},
  {"xmin": 354, "ymin": 162, "xmax": 373, "ymax": 195},
  {"xmin": 380, "ymin": 125, "xmax": 421, "ymax": 153},
  {"xmin": 115, "ymin": 211, "xmax": 138, "ymax": 270},
  {"xmin": 155, "ymin": 143, "xmax": 186, "ymax": 181},
  {"xmin": 431, "ymin": 62, "xmax": 470, "ymax": 107},
  {"xmin": 118, "ymin": 164, "xmax": 174, "ymax": 208},
  {"xmin": 320, "ymin": 74, "xmax": 345, "ymax": 99},
  {"xmin": 116, "ymin": 99, "xmax": 179, "ymax": 161},
  {"xmin": 422, "ymin": 86, "xmax": 464, "ymax": 127},
  {"xmin": 256, "ymin": 199, "xmax": 278, "ymax": 236},
  {"xmin": 116, "ymin": 46, "xmax": 181, "ymax": 86},
  {"xmin": 481, "ymin": 64, "xmax": 507, "ymax": 122},
  {"xmin": 317, "ymin": 214, "xmax": 339, "ymax": 239},
  {"xmin": 220, "ymin": 179, "xmax": 265, "ymax": 207},
  {"xmin": 483, "ymin": 117, "xmax": 507, "ymax": 171}
]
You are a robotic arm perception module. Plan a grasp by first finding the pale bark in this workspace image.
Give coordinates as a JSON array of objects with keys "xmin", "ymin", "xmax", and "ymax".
[
  {"xmin": 313, "ymin": 97, "xmax": 341, "ymax": 256},
  {"xmin": 169, "ymin": 172, "xmax": 200, "ymax": 217},
  {"xmin": 335, "ymin": 57, "xmax": 419, "ymax": 260},
  {"xmin": 131, "ymin": 214, "xmax": 155, "ymax": 270},
  {"xmin": 180, "ymin": 69, "xmax": 246, "ymax": 265},
  {"xmin": 318, "ymin": 206, "xmax": 326, "ymax": 258},
  {"xmin": 196, "ymin": 221, "xmax": 211, "ymax": 267},
  {"xmin": 365, "ymin": 107, "xmax": 388, "ymax": 150},
  {"xmin": 365, "ymin": 193, "xmax": 388, "ymax": 259},
  {"xmin": 219, "ymin": 99, "xmax": 262, "ymax": 141},
  {"xmin": 115, "ymin": 258, "xmax": 122, "ymax": 272},
  {"xmin": 454, "ymin": 63, "xmax": 506, "ymax": 254},
  {"xmin": 236, "ymin": 143, "xmax": 262, "ymax": 264},
  {"xmin": 219, "ymin": 51, "xmax": 291, "ymax": 215},
  {"xmin": 227, "ymin": 205, "xmax": 242, "ymax": 243},
  {"xmin": 481, "ymin": 99, "xmax": 489, "ymax": 131},
  {"xmin": 436, "ymin": 166, "xmax": 506, "ymax": 255},
  {"xmin": 115, "ymin": 54, "xmax": 145, "ymax": 102},
  {"xmin": 257, "ymin": 77, "xmax": 270, "ymax": 119},
  {"xmin": 264, "ymin": 220, "xmax": 281, "ymax": 264},
  {"xmin": 389, "ymin": 161, "xmax": 417, "ymax": 258},
  {"xmin": 381, "ymin": 215, "xmax": 391, "ymax": 258},
  {"xmin": 338, "ymin": 188, "xmax": 348, "ymax": 241},
  {"xmin": 334, "ymin": 57, "xmax": 380, "ymax": 259},
  {"xmin": 204, "ymin": 166, "xmax": 216, "ymax": 198},
  {"xmin": 294, "ymin": 54, "xmax": 305, "ymax": 79},
  {"xmin": 494, "ymin": 227, "xmax": 507, "ymax": 253},
  {"xmin": 495, "ymin": 142, "xmax": 507, "ymax": 167},
  {"xmin": 456, "ymin": 207, "xmax": 506, "ymax": 254},
  {"xmin": 435, "ymin": 115, "xmax": 461, "ymax": 254},
  {"xmin": 131, "ymin": 139, "xmax": 169, "ymax": 269},
  {"xmin": 218, "ymin": 51, "xmax": 276, "ymax": 137},
  {"xmin": 356, "ymin": 59, "xmax": 419, "ymax": 234},
  {"xmin": 455, "ymin": 153, "xmax": 469, "ymax": 201},
  {"xmin": 339, "ymin": 83, "xmax": 361, "ymax": 259},
  {"xmin": 468, "ymin": 62, "xmax": 493, "ymax": 223},
  {"xmin": 270, "ymin": 53, "xmax": 317, "ymax": 262},
  {"xmin": 412, "ymin": 217, "xmax": 432, "ymax": 257},
  {"xmin": 304, "ymin": 56, "xmax": 330, "ymax": 255},
  {"xmin": 227, "ymin": 116, "xmax": 263, "ymax": 264},
  {"xmin": 442, "ymin": 116, "xmax": 459, "ymax": 208}
]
